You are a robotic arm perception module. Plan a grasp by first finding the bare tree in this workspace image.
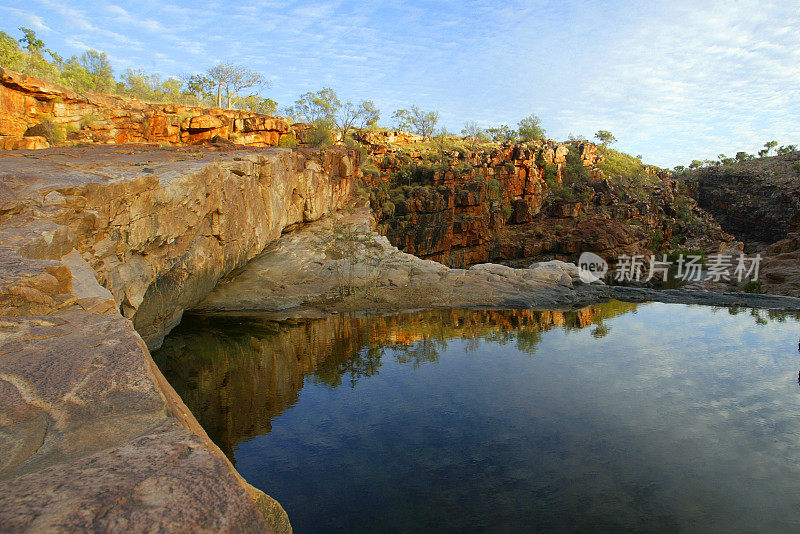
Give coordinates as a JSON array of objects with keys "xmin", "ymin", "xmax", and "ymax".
[
  {"xmin": 337, "ymin": 100, "xmax": 381, "ymax": 139},
  {"xmin": 207, "ymin": 63, "xmax": 269, "ymax": 108},
  {"xmin": 461, "ymin": 121, "xmax": 487, "ymax": 147}
]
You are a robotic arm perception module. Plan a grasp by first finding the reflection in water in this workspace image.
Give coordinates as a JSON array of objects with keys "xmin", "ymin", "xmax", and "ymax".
[
  {"xmin": 155, "ymin": 303, "xmax": 634, "ymax": 459},
  {"xmin": 155, "ymin": 301, "xmax": 800, "ymax": 533}
]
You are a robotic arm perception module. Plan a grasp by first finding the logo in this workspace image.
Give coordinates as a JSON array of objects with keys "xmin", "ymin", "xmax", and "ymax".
[{"xmin": 578, "ymin": 252, "xmax": 608, "ymax": 283}]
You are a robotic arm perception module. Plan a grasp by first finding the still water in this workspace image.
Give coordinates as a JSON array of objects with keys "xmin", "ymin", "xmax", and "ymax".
[{"xmin": 154, "ymin": 302, "xmax": 800, "ymax": 533}]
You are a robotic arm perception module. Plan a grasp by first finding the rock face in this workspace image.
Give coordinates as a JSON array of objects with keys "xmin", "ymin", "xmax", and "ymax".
[
  {"xmin": 369, "ymin": 142, "xmax": 733, "ymax": 268},
  {"xmin": 196, "ymin": 206, "xmax": 608, "ymax": 315},
  {"xmin": 0, "ymin": 68, "xmax": 299, "ymax": 149},
  {"xmin": 686, "ymin": 153, "xmax": 800, "ymax": 244},
  {"xmin": 0, "ymin": 144, "xmax": 357, "ymax": 348},
  {"xmin": 761, "ymin": 233, "xmax": 800, "ymax": 296},
  {"xmin": 0, "ymin": 144, "xmax": 359, "ymax": 532}
]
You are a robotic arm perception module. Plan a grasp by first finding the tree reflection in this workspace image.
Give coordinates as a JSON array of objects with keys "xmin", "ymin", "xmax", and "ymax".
[{"xmin": 154, "ymin": 301, "xmax": 644, "ymax": 461}]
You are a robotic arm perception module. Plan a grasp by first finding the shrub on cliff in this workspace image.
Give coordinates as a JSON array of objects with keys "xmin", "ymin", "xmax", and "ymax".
[
  {"xmin": 278, "ymin": 133, "xmax": 299, "ymax": 148},
  {"xmin": 308, "ymin": 121, "xmax": 337, "ymax": 147},
  {"xmin": 24, "ymin": 120, "xmax": 64, "ymax": 146},
  {"xmin": 598, "ymin": 149, "xmax": 650, "ymax": 188},
  {"xmin": 565, "ymin": 146, "xmax": 589, "ymax": 181}
]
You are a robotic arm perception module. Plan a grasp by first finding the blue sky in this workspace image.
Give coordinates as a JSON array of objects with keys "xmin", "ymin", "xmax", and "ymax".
[{"xmin": 4, "ymin": 0, "xmax": 799, "ymax": 167}]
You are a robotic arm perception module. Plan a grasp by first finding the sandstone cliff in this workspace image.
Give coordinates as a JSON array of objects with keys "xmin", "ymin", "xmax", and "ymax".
[
  {"xmin": 0, "ymin": 144, "xmax": 358, "ymax": 532},
  {"xmin": 0, "ymin": 144, "xmax": 357, "ymax": 348},
  {"xmin": 0, "ymin": 67, "xmax": 300, "ymax": 150},
  {"xmin": 367, "ymin": 141, "xmax": 734, "ymax": 269}
]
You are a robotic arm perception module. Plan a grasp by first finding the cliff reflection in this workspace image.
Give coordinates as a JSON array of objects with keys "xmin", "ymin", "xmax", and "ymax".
[{"xmin": 153, "ymin": 301, "xmax": 638, "ymax": 461}]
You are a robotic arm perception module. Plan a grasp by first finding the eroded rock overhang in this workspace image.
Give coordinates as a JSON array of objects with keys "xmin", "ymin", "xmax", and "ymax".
[{"xmin": 0, "ymin": 144, "xmax": 358, "ymax": 532}]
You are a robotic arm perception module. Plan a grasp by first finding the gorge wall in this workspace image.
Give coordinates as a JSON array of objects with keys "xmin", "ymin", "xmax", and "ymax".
[
  {"xmin": 1, "ymin": 144, "xmax": 357, "ymax": 348},
  {"xmin": 686, "ymin": 154, "xmax": 800, "ymax": 245},
  {"xmin": 0, "ymin": 143, "xmax": 358, "ymax": 531},
  {"xmin": 368, "ymin": 142, "xmax": 734, "ymax": 269}
]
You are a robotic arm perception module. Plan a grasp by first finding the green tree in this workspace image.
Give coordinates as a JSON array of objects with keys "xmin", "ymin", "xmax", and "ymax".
[
  {"xmin": 355, "ymin": 100, "xmax": 380, "ymax": 130},
  {"xmin": 291, "ymin": 87, "xmax": 342, "ymax": 124},
  {"xmin": 237, "ymin": 95, "xmax": 277, "ymax": 115},
  {"xmin": 594, "ymin": 130, "xmax": 617, "ymax": 147},
  {"xmin": 81, "ymin": 50, "xmax": 113, "ymax": 90},
  {"xmin": 764, "ymin": 140, "xmax": 778, "ymax": 155},
  {"xmin": 18, "ymin": 27, "xmax": 44, "ymax": 55},
  {"xmin": 121, "ymin": 69, "xmax": 162, "ymax": 100},
  {"xmin": 517, "ymin": 114, "xmax": 546, "ymax": 141},
  {"xmin": 392, "ymin": 105, "xmax": 439, "ymax": 138},
  {"xmin": 183, "ymin": 74, "xmax": 216, "ymax": 105},
  {"xmin": 735, "ymin": 151, "xmax": 749, "ymax": 162},
  {"xmin": 0, "ymin": 31, "xmax": 25, "ymax": 71},
  {"xmin": 486, "ymin": 125, "xmax": 517, "ymax": 142}
]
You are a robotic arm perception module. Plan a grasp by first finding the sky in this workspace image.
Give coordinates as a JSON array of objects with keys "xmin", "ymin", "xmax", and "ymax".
[{"xmin": 3, "ymin": 0, "xmax": 800, "ymax": 167}]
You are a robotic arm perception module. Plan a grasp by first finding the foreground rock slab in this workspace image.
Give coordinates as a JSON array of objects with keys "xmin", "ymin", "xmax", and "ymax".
[{"xmin": 0, "ymin": 144, "xmax": 361, "ymax": 532}]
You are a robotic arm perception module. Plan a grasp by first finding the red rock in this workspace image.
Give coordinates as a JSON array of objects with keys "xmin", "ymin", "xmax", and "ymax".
[{"xmin": 0, "ymin": 69, "xmax": 291, "ymax": 150}]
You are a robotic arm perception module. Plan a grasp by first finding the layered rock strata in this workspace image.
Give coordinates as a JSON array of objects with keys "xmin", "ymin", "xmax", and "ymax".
[
  {"xmin": 369, "ymin": 143, "xmax": 734, "ymax": 268},
  {"xmin": 196, "ymin": 206, "xmax": 609, "ymax": 314},
  {"xmin": 0, "ymin": 144, "xmax": 358, "ymax": 532},
  {"xmin": 0, "ymin": 68, "xmax": 300, "ymax": 149}
]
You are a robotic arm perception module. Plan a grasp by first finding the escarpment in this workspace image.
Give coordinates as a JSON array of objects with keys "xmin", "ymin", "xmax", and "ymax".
[{"xmin": 0, "ymin": 144, "xmax": 357, "ymax": 348}]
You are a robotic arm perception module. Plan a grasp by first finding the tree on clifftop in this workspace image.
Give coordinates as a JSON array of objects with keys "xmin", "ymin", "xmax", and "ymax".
[
  {"xmin": 337, "ymin": 100, "xmax": 380, "ymax": 138},
  {"xmin": 764, "ymin": 140, "xmax": 778, "ymax": 156},
  {"xmin": 461, "ymin": 121, "xmax": 489, "ymax": 147},
  {"xmin": 392, "ymin": 106, "xmax": 439, "ymax": 138},
  {"xmin": 486, "ymin": 125, "xmax": 518, "ymax": 142},
  {"xmin": 517, "ymin": 114, "xmax": 546, "ymax": 141},
  {"xmin": 594, "ymin": 130, "xmax": 617, "ymax": 148},
  {"xmin": 207, "ymin": 63, "xmax": 269, "ymax": 109},
  {"xmin": 57, "ymin": 49, "xmax": 115, "ymax": 93},
  {"xmin": 18, "ymin": 27, "xmax": 44, "ymax": 54},
  {"xmin": 291, "ymin": 87, "xmax": 342, "ymax": 124}
]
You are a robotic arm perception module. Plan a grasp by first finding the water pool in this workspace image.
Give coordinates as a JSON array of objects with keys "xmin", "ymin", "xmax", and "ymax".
[{"xmin": 154, "ymin": 302, "xmax": 800, "ymax": 532}]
